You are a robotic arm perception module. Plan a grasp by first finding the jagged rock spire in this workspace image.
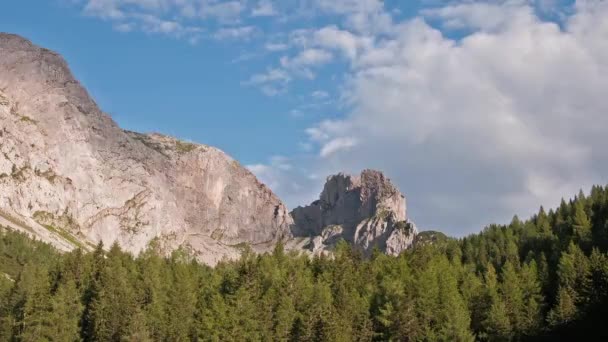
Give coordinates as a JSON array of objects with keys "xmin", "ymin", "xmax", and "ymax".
[{"xmin": 291, "ymin": 169, "xmax": 417, "ymax": 255}]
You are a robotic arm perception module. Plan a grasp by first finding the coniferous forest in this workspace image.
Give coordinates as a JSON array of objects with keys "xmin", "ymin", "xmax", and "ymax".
[{"xmin": 2, "ymin": 186, "xmax": 608, "ymax": 341}]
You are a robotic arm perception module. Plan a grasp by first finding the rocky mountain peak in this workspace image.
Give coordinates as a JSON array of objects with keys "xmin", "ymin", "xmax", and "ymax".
[
  {"xmin": 0, "ymin": 33, "xmax": 292, "ymax": 265},
  {"xmin": 0, "ymin": 33, "xmax": 99, "ymax": 116},
  {"xmin": 291, "ymin": 170, "xmax": 417, "ymax": 255},
  {"xmin": 316, "ymin": 169, "xmax": 406, "ymax": 224}
]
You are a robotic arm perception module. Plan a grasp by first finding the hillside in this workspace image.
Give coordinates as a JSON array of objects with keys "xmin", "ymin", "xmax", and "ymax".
[
  {"xmin": 1, "ymin": 186, "xmax": 608, "ymax": 340},
  {"xmin": 0, "ymin": 33, "xmax": 293, "ymax": 265}
]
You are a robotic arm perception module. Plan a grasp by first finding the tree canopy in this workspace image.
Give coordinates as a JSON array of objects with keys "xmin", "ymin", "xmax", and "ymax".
[{"xmin": 2, "ymin": 185, "xmax": 608, "ymax": 341}]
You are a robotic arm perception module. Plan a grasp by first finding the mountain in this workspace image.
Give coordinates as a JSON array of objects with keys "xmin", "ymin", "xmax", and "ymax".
[
  {"xmin": 291, "ymin": 170, "xmax": 417, "ymax": 255},
  {"xmin": 0, "ymin": 33, "xmax": 419, "ymax": 264},
  {"xmin": 0, "ymin": 33, "xmax": 292, "ymax": 265}
]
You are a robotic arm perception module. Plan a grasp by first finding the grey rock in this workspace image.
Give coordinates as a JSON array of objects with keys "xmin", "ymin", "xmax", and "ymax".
[
  {"xmin": 291, "ymin": 170, "xmax": 418, "ymax": 255},
  {"xmin": 0, "ymin": 33, "xmax": 292, "ymax": 265}
]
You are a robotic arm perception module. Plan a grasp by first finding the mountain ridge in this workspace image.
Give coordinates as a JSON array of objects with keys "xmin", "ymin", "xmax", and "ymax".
[
  {"xmin": 0, "ymin": 32, "xmax": 294, "ymax": 265},
  {"xmin": 0, "ymin": 32, "xmax": 417, "ymax": 264}
]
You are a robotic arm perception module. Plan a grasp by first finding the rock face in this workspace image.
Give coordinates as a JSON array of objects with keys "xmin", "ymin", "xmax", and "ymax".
[
  {"xmin": 0, "ymin": 33, "xmax": 292, "ymax": 265},
  {"xmin": 291, "ymin": 170, "xmax": 417, "ymax": 255}
]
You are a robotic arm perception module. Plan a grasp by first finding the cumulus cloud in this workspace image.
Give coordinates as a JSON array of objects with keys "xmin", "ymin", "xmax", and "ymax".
[
  {"xmin": 199, "ymin": 1, "xmax": 245, "ymax": 22},
  {"xmin": 319, "ymin": 137, "xmax": 357, "ymax": 157},
  {"xmin": 265, "ymin": 42, "xmax": 289, "ymax": 51},
  {"xmin": 312, "ymin": 0, "xmax": 394, "ymax": 34},
  {"xmin": 298, "ymin": 0, "xmax": 608, "ymax": 234},
  {"xmin": 421, "ymin": 1, "xmax": 535, "ymax": 32},
  {"xmin": 242, "ymin": 68, "xmax": 291, "ymax": 96},
  {"xmin": 313, "ymin": 25, "xmax": 369, "ymax": 59},
  {"xmin": 74, "ymin": 0, "xmax": 249, "ymax": 40},
  {"xmin": 72, "ymin": 0, "xmax": 608, "ymax": 236},
  {"xmin": 247, "ymin": 156, "xmax": 321, "ymax": 207},
  {"xmin": 251, "ymin": 0, "xmax": 277, "ymax": 17},
  {"xmin": 280, "ymin": 48, "xmax": 333, "ymax": 68},
  {"xmin": 213, "ymin": 26, "xmax": 256, "ymax": 40}
]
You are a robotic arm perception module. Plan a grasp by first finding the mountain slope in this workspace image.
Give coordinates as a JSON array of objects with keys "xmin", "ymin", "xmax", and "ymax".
[{"xmin": 0, "ymin": 33, "xmax": 292, "ymax": 265}]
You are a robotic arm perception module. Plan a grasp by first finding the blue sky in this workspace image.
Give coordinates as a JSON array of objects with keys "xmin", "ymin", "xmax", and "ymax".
[{"xmin": 2, "ymin": 0, "xmax": 607, "ymax": 236}]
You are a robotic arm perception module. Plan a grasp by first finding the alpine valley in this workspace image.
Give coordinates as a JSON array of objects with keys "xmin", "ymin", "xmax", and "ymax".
[{"xmin": 2, "ymin": 33, "xmax": 608, "ymax": 342}]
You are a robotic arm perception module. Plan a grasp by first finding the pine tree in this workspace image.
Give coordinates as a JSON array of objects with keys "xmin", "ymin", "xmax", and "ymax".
[
  {"xmin": 547, "ymin": 286, "xmax": 577, "ymax": 326},
  {"xmin": 305, "ymin": 280, "xmax": 338, "ymax": 341},
  {"xmin": 436, "ymin": 258, "xmax": 474, "ymax": 342},
  {"xmin": 557, "ymin": 243, "xmax": 591, "ymax": 305},
  {"xmin": 500, "ymin": 261, "xmax": 524, "ymax": 333},
  {"xmin": 125, "ymin": 309, "xmax": 153, "ymax": 342},
  {"xmin": 519, "ymin": 261, "xmax": 543, "ymax": 334},
  {"xmin": 82, "ymin": 241, "xmax": 105, "ymax": 341},
  {"xmin": 138, "ymin": 252, "xmax": 169, "ymax": 340},
  {"xmin": 485, "ymin": 298, "xmax": 511, "ymax": 340},
  {"xmin": 272, "ymin": 292, "xmax": 296, "ymax": 340},
  {"xmin": 84, "ymin": 243, "xmax": 138, "ymax": 341},
  {"xmin": 49, "ymin": 279, "xmax": 82, "ymax": 341},
  {"xmin": 165, "ymin": 258, "xmax": 197, "ymax": 341},
  {"xmin": 483, "ymin": 264, "xmax": 511, "ymax": 340},
  {"xmin": 0, "ymin": 273, "xmax": 13, "ymax": 340},
  {"xmin": 537, "ymin": 252, "xmax": 550, "ymax": 291},
  {"xmin": 536, "ymin": 207, "xmax": 552, "ymax": 236},
  {"xmin": 19, "ymin": 264, "xmax": 54, "ymax": 342},
  {"xmin": 572, "ymin": 199, "xmax": 592, "ymax": 249},
  {"xmin": 588, "ymin": 248, "xmax": 608, "ymax": 304}
]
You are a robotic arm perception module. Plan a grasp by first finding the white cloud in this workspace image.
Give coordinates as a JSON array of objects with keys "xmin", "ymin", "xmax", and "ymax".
[
  {"xmin": 126, "ymin": 13, "xmax": 203, "ymax": 39},
  {"xmin": 199, "ymin": 1, "xmax": 245, "ymax": 22},
  {"xmin": 280, "ymin": 48, "xmax": 333, "ymax": 68},
  {"xmin": 312, "ymin": 0, "xmax": 393, "ymax": 34},
  {"xmin": 306, "ymin": 119, "xmax": 351, "ymax": 142},
  {"xmin": 72, "ymin": 0, "xmax": 608, "ymax": 236},
  {"xmin": 251, "ymin": 0, "xmax": 277, "ymax": 17},
  {"xmin": 244, "ymin": 48, "xmax": 333, "ymax": 87},
  {"xmin": 319, "ymin": 137, "xmax": 357, "ymax": 157},
  {"xmin": 293, "ymin": 0, "xmax": 608, "ymax": 234},
  {"xmin": 246, "ymin": 156, "xmax": 315, "ymax": 205},
  {"xmin": 75, "ymin": 0, "xmax": 246, "ymax": 40},
  {"xmin": 244, "ymin": 68, "xmax": 290, "ymax": 84},
  {"xmin": 247, "ymin": 163, "xmax": 270, "ymax": 175},
  {"xmin": 213, "ymin": 26, "xmax": 256, "ymax": 40},
  {"xmin": 242, "ymin": 68, "xmax": 291, "ymax": 96},
  {"xmin": 311, "ymin": 90, "xmax": 329, "ymax": 99},
  {"xmin": 421, "ymin": 1, "xmax": 535, "ymax": 32},
  {"xmin": 270, "ymin": 155, "xmax": 293, "ymax": 170},
  {"xmin": 83, "ymin": 0, "xmax": 125, "ymax": 19},
  {"xmin": 113, "ymin": 22, "xmax": 134, "ymax": 32},
  {"xmin": 313, "ymin": 25, "xmax": 369, "ymax": 60},
  {"xmin": 265, "ymin": 42, "xmax": 289, "ymax": 52}
]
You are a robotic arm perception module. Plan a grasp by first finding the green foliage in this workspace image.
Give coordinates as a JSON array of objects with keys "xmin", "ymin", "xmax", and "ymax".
[
  {"xmin": 1, "ymin": 185, "xmax": 608, "ymax": 340},
  {"xmin": 174, "ymin": 141, "xmax": 197, "ymax": 154},
  {"xmin": 414, "ymin": 230, "xmax": 449, "ymax": 246},
  {"xmin": 18, "ymin": 115, "xmax": 37, "ymax": 124}
]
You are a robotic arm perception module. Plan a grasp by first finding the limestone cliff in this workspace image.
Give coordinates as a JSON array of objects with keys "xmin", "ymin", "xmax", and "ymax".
[
  {"xmin": 0, "ymin": 33, "xmax": 292, "ymax": 265},
  {"xmin": 291, "ymin": 170, "xmax": 418, "ymax": 255}
]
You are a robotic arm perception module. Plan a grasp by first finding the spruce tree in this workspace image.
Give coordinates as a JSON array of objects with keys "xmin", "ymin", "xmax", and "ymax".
[
  {"xmin": 19, "ymin": 264, "xmax": 54, "ymax": 342},
  {"xmin": 49, "ymin": 279, "xmax": 82, "ymax": 341},
  {"xmin": 572, "ymin": 199, "xmax": 592, "ymax": 249},
  {"xmin": 500, "ymin": 261, "xmax": 524, "ymax": 333},
  {"xmin": 547, "ymin": 286, "xmax": 577, "ymax": 326}
]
